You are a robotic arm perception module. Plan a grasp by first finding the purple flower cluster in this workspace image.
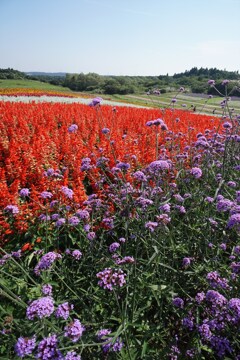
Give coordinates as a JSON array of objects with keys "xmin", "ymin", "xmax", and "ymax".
[
  {"xmin": 133, "ymin": 170, "xmax": 147, "ymax": 182},
  {"xmin": 89, "ymin": 96, "xmax": 102, "ymax": 107},
  {"xmin": 109, "ymin": 242, "xmax": 120, "ymax": 253},
  {"xmin": 145, "ymin": 221, "xmax": 158, "ymax": 232},
  {"xmin": 15, "ymin": 336, "xmax": 36, "ymax": 358},
  {"xmin": 227, "ymin": 213, "xmax": 240, "ymax": 230},
  {"xmin": 64, "ymin": 319, "xmax": 85, "ymax": 342},
  {"xmin": 148, "ymin": 160, "xmax": 171, "ymax": 172},
  {"xmin": 36, "ymin": 334, "xmax": 62, "ymax": 360},
  {"xmin": 217, "ymin": 198, "xmax": 233, "ymax": 212},
  {"xmin": 206, "ymin": 271, "xmax": 229, "ymax": 289},
  {"xmin": 97, "ymin": 268, "xmax": 126, "ymax": 290},
  {"xmin": 80, "ymin": 157, "xmax": 92, "ymax": 171},
  {"xmin": 40, "ymin": 191, "xmax": 53, "ymax": 199},
  {"xmin": 34, "ymin": 252, "xmax": 62, "ymax": 275},
  {"xmin": 55, "ymin": 302, "xmax": 74, "ymax": 320},
  {"xmin": 102, "ymin": 127, "xmax": 110, "ymax": 134},
  {"xmin": 19, "ymin": 188, "xmax": 30, "ymax": 197},
  {"xmin": 75, "ymin": 209, "xmax": 90, "ymax": 220},
  {"xmin": 26, "ymin": 296, "xmax": 54, "ymax": 320},
  {"xmin": 68, "ymin": 124, "xmax": 78, "ymax": 133},
  {"xmin": 206, "ymin": 290, "xmax": 228, "ymax": 308},
  {"xmin": 68, "ymin": 216, "xmax": 80, "ymax": 226},
  {"xmin": 115, "ymin": 256, "xmax": 135, "ymax": 265},
  {"xmin": 115, "ymin": 162, "xmax": 130, "ymax": 171},
  {"xmin": 190, "ymin": 167, "xmax": 202, "ymax": 179},
  {"xmin": 55, "ymin": 218, "xmax": 66, "ymax": 227},
  {"xmin": 172, "ymin": 297, "xmax": 184, "ymax": 308},
  {"xmin": 61, "ymin": 186, "xmax": 74, "ymax": 199},
  {"xmin": 4, "ymin": 204, "xmax": 19, "ymax": 215},
  {"xmin": 42, "ymin": 284, "xmax": 53, "ymax": 296},
  {"xmin": 182, "ymin": 257, "xmax": 192, "ymax": 268},
  {"xmin": 71, "ymin": 249, "xmax": 82, "ymax": 260},
  {"xmin": 65, "ymin": 351, "xmax": 81, "ymax": 360}
]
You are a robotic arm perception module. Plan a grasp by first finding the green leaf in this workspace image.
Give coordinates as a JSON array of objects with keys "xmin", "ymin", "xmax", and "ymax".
[{"xmin": 141, "ymin": 340, "xmax": 148, "ymax": 357}]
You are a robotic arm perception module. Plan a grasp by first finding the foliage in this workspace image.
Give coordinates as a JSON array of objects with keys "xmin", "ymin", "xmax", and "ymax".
[
  {"xmin": 2, "ymin": 66, "xmax": 238, "ymax": 96},
  {"xmin": 0, "ymin": 68, "xmax": 27, "ymax": 80}
]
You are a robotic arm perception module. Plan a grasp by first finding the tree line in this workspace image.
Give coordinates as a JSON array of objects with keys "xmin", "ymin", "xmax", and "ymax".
[{"xmin": 1, "ymin": 67, "xmax": 240, "ymax": 96}]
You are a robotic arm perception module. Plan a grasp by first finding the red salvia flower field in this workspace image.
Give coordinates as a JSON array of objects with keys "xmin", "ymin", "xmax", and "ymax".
[
  {"xmin": 0, "ymin": 101, "xmax": 221, "ymax": 202},
  {"xmin": 0, "ymin": 100, "xmax": 222, "ymax": 246}
]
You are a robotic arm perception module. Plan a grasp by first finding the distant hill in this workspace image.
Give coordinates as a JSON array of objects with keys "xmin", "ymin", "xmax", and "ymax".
[{"xmin": 25, "ymin": 72, "xmax": 66, "ymax": 77}]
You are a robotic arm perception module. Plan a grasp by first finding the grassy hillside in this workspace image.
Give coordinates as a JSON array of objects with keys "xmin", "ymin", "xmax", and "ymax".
[{"xmin": 0, "ymin": 79, "xmax": 72, "ymax": 92}]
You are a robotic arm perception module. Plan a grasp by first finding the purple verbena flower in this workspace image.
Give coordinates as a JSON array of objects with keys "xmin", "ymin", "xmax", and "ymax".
[
  {"xmin": 75, "ymin": 209, "xmax": 90, "ymax": 220},
  {"xmin": 97, "ymin": 268, "xmax": 126, "ymax": 291},
  {"xmin": 87, "ymin": 231, "xmax": 96, "ymax": 241},
  {"xmin": 219, "ymin": 243, "xmax": 227, "ymax": 251},
  {"xmin": 36, "ymin": 334, "xmax": 62, "ymax": 360},
  {"xmin": 116, "ymin": 162, "xmax": 130, "ymax": 171},
  {"xmin": 115, "ymin": 256, "xmax": 135, "ymax": 265},
  {"xmin": 55, "ymin": 302, "xmax": 74, "ymax": 320},
  {"xmin": 133, "ymin": 170, "xmax": 147, "ymax": 182},
  {"xmin": 217, "ymin": 199, "xmax": 233, "ymax": 212},
  {"xmin": 26, "ymin": 296, "xmax": 54, "ymax": 320},
  {"xmin": 64, "ymin": 319, "xmax": 85, "ymax": 342},
  {"xmin": 72, "ymin": 250, "xmax": 82, "ymax": 260},
  {"xmin": 190, "ymin": 167, "xmax": 202, "ymax": 179},
  {"xmin": 42, "ymin": 284, "xmax": 53, "ymax": 296},
  {"xmin": 89, "ymin": 97, "xmax": 102, "ymax": 107},
  {"xmin": 68, "ymin": 216, "xmax": 80, "ymax": 226},
  {"xmin": 68, "ymin": 124, "xmax": 78, "ymax": 133},
  {"xmin": 80, "ymin": 157, "xmax": 92, "ymax": 171},
  {"xmin": 4, "ymin": 205, "xmax": 19, "ymax": 215},
  {"xmin": 182, "ymin": 317, "xmax": 194, "ymax": 330},
  {"xmin": 15, "ymin": 336, "xmax": 36, "ymax": 358},
  {"xmin": 206, "ymin": 290, "xmax": 227, "ymax": 307},
  {"xmin": 208, "ymin": 79, "xmax": 215, "ymax": 86},
  {"xmin": 40, "ymin": 191, "xmax": 53, "ymax": 199},
  {"xmin": 198, "ymin": 323, "xmax": 212, "ymax": 340},
  {"xmin": 34, "ymin": 252, "xmax": 62, "ymax": 275},
  {"xmin": 19, "ymin": 188, "xmax": 30, "ymax": 198},
  {"xmin": 145, "ymin": 221, "xmax": 158, "ymax": 232},
  {"xmin": 55, "ymin": 218, "xmax": 66, "ymax": 228},
  {"xmin": 148, "ymin": 160, "xmax": 171, "ymax": 172},
  {"xmin": 206, "ymin": 271, "xmax": 229, "ymax": 289},
  {"xmin": 61, "ymin": 186, "xmax": 74, "ymax": 199},
  {"xmin": 182, "ymin": 257, "xmax": 192, "ymax": 268},
  {"xmin": 102, "ymin": 127, "xmax": 110, "ymax": 134},
  {"xmin": 65, "ymin": 351, "xmax": 81, "ymax": 360},
  {"xmin": 210, "ymin": 336, "xmax": 232, "ymax": 357},
  {"xmin": 172, "ymin": 297, "xmax": 184, "ymax": 308},
  {"xmin": 109, "ymin": 242, "xmax": 120, "ymax": 253},
  {"xmin": 195, "ymin": 292, "xmax": 205, "ymax": 303},
  {"xmin": 159, "ymin": 203, "xmax": 171, "ymax": 213},
  {"xmin": 227, "ymin": 213, "xmax": 240, "ymax": 230}
]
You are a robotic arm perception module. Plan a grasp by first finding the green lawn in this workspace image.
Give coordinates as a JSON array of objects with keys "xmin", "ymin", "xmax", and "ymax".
[
  {"xmin": 109, "ymin": 92, "xmax": 240, "ymax": 116},
  {"xmin": 0, "ymin": 79, "xmax": 72, "ymax": 92}
]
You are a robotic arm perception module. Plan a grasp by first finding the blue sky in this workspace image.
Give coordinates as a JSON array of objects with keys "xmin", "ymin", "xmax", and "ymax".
[{"xmin": 1, "ymin": 0, "xmax": 240, "ymax": 75}]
